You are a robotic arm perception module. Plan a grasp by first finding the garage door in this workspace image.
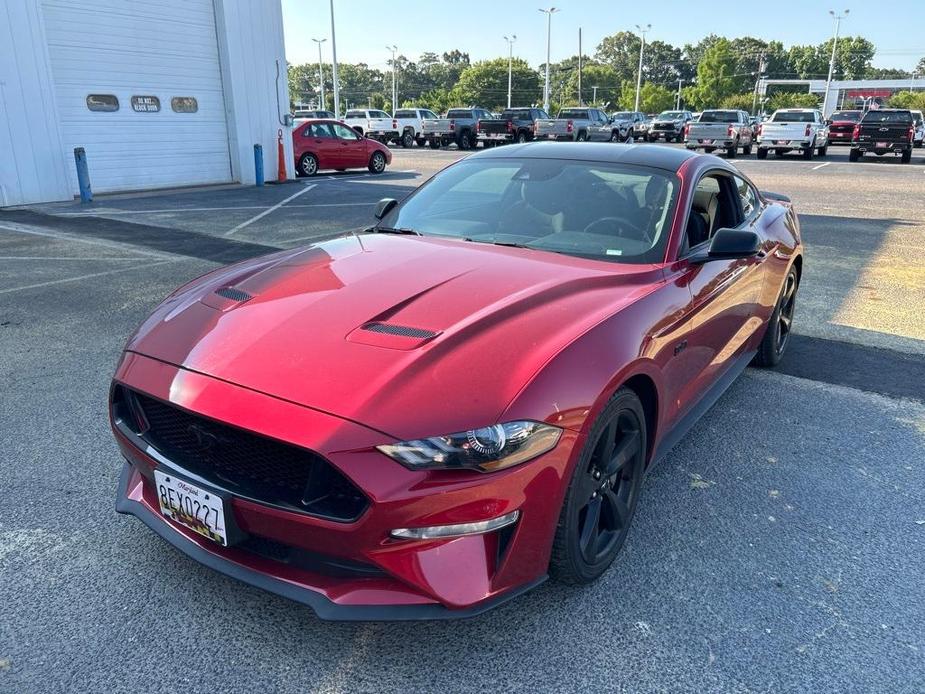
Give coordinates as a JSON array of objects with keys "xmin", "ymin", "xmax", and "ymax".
[{"xmin": 42, "ymin": 0, "xmax": 232, "ymax": 193}]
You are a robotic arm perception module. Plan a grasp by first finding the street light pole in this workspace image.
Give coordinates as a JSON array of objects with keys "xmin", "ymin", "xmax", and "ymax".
[
  {"xmin": 329, "ymin": 0, "xmax": 340, "ymax": 118},
  {"xmin": 634, "ymin": 24, "xmax": 651, "ymax": 113},
  {"xmin": 386, "ymin": 45, "xmax": 398, "ymax": 112},
  {"xmin": 675, "ymin": 79, "xmax": 683, "ymax": 110},
  {"xmin": 592, "ymin": 85, "xmax": 598, "ymax": 105},
  {"xmin": 504, "ymin": 35, "xmax": 517, "ymax": 109},
  {"xmin": 312, "ymin": 38, "xmax": 327, "ymax": 111},
  {"xmin": 822, "ymin": 9, "xmax": 849, "ymax": 118},
  {"xmin": 539, "ymin": 7, "xmax": 558, "ymax": 114}
]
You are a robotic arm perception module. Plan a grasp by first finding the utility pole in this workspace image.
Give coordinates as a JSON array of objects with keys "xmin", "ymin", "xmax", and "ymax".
[
  {"xmin": 592, "ymin": 85, "xmax": 599, "ymax": 105},
  {"xmin": 634, "ymin": 24, "xmax": 651, "ymax": 113},
  {"xmin": 752, "ymin": 52, "xmax": 767, "ymax": 115},
  {"xmin": 675, "ymin": 79, "xmax": 683, "ymax": 109},
  {"xmin": 312, "ymin": 38, "xmax": 327, "ymax": 112},
  {"xmin": 822, "ymin": 9, "xmax": 849, "ymax": 118},
  {"xmin": 504, "ymin": 35, "xmax": 517, "ymax": 109},
  {"xmin": 329, "ymin": 0, "xmax": 340, "ymax": 118},
  {"xmin": 578, "ymin": 28, "xmax": 582, "ymax": 106},
  {"xmin": 539, "ymin": 7, "xmax": 558, "ymax": 113},
  {"xmin": 386, "ymin": 45, "xmax": 398, "ymax": 112}
]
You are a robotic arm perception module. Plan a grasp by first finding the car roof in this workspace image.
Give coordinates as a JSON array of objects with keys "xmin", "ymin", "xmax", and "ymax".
[{"xmin": 471, "ymin": 141, "xmax": 700, "ymax": 172}]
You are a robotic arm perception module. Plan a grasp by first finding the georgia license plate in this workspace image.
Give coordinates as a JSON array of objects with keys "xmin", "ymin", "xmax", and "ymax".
[{"xmin": 154, "ymin": 469, "xmax": 227, "ymax": 545}]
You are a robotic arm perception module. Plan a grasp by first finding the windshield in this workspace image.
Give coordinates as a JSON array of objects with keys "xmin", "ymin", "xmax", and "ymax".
[
  {"xmin": 699, "ymin": 111, "xmax": 739, "ymax": 123},
  {"xmin": 831, "ymin": 111, "xmax": 861, "ymax": 122},
  {"xmin": 772, "ymin": 111, "xmax": 816, "ymax": 123},
  {"xmin": 659, "ymin": 112, "xmax": 684, "ymax": 119},
  {"xmin": 378, "ymin": 158, "xmax": 677, "ymax": 264},
  {"xmin": 612, "ymin": 112, "xmax": 633, "ymax": 119}
]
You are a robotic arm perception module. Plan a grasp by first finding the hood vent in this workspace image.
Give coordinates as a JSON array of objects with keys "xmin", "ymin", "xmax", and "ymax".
[
  {"xmin": 361, "ymin": 322, "xmax": 438, "ymax": 339},
  {"xmin": 215, "ymin": 287, "xmax": 253, "ymax": 303}
]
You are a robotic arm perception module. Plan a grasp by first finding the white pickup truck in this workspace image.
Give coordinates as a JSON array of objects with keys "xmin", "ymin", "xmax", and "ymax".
[
  {"xmin": 756, "ymin": 109, "xmax": 829, "ymax": 160},
  {"xmin": 342, "ymin": 109, "xmax": 397, "ymax": 142},
  {"xmin": 392, "ymin": 107, "xmax": 440, "ymax": 147}
]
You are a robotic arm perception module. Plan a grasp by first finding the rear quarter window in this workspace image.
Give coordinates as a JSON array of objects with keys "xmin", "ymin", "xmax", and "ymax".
[
  {"xmin": 345, "ymin": 111, "xmax": 365, "ymax": 118},
  {"xmin": 558, "ymin": 109, "xmax": 589, "ymax": 119},
  {"xmin": 447, "ymin": 110, "xmax": 472, "ymax": 119}
]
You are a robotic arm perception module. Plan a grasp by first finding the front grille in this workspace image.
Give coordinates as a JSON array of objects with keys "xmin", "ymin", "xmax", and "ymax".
[
  {"xmin": 115, "ymin": 386, "xmax": 368, "ymax": 522},
  {"xmin": 652, "ymin": 123, "xmax": 674, "ymax": 131}
]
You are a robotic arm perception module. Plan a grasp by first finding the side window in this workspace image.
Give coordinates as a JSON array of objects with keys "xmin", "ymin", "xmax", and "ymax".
[
  {"xmin": 734, "ymin": 176, "xmax": 759, "ymax": 220},
  {"xmin": 685, "ymin": 173, "xmax": 740, "ymax": 252},
  {"xmin": 330, "ymin": 123, "xmax": 359, "ymax": 140},
  {"xmin": 307, "ymin": 123, "xmax": 334, "ymax": 138}
]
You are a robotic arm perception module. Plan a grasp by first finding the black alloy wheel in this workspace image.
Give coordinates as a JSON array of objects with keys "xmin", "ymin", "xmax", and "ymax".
[
  {"xmin": 754, "ymin": 266, "xmax": 799, "ymax": 367},
  {"xmin": 549, "ymin": 388, "xmax": 646, "ymax": 584}
]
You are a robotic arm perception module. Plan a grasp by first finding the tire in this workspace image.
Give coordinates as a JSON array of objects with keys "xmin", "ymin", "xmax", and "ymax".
[
  {"xmin": 817, "ymin": 144, "xmax": 827, "ymax": 157},
  {"xmin": 368, "ymin": 151, "xmax": 386, "ymax": 174},
  {"xmin": 753, "ymin": 265, "xmax": 798, "ymax": 368},
  {"xmin": 802, "ymin": 144, "xmax": 813, "ymax": 160},
  {"xmin": 742, "ymin": 143, "xmax": 752, "ymax": 155},
  {"xmin": 576, "ymin": 131, "xmax": 587, "ymax": 142},
  {"xmin": 401, "ymin": 130, "xmax": 414, "ymax": 148},
  {"xmin": 549, "ymin": 388, "xmax": 647, "ymax": 585},
  {"xmin": 848, "ymin": 148, "xmax": 860, "ymax": 162},
  {"xmin": 429, "ymin": 139, "xmax": 441, "ymax": 150},
  {"xmin": 901, "ymin": 148, "xmax": 912, "ymax": 164},
  {"xmin": 297, "ymin": 152, "xmax": 318, "ymax": 177},
  {"xmin": 756, "ymin": 148, "xmax": 767, "ymax": 160},
  {"xmin": 726, "ymin": 140, "xmax": 738, "ymax": 158},
  {"xmin": 516, "ymin": 131, "xmax": 528, "ymax": 143},
  {"xmin": 609, "ymin": 131, "xmax": 620, "ymax": 142},
  {"xmin": 416, "ymin": 137, "xmax": 425, "ymax": 147},
  {"xmin": 458, "ymin": 131, "xmax": 473, "ymax": 150}
]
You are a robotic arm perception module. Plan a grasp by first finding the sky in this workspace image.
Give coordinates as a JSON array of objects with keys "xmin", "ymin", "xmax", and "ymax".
[{"xmin": 281, "ymin": 0, "xmax": 925, "ymax": 73}]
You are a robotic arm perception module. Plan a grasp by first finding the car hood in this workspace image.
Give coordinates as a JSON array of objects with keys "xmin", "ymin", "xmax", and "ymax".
[{"xmin": 127, "ymin": 234, "xmax": 663, "ymax": 439}]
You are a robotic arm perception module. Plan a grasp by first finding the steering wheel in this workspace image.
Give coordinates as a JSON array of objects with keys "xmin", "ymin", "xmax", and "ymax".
[{"xmin": 583, "ymin": 216, "xmax": 652, "ymax": 245}]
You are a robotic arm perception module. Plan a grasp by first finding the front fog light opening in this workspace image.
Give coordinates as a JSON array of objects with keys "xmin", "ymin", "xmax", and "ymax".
[{"xmin": 390, "ymin": 510, "xmax": 520, "ymax": 540}]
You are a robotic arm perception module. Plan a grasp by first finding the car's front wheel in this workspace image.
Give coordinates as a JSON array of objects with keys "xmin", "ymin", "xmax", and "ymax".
[
  {"xmin": 368, "ymin": 151, "xmax": 387, "ymax": 174},
  {"xmin": 549, "ymin": 388, "xmax": 646, "ymax": 584},
  {"xmin": 753, "ymin": 265, "xmax": 799, "ymax": 368}
]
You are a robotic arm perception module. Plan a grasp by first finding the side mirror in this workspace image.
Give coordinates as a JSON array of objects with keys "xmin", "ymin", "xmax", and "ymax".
[
  {"xmin": 690, "ymin": 228, "xmax": 761, "ymax": 263},
  {"xmin": 374, "ymin": 198, "xmax": 398, "ymax": 220}
]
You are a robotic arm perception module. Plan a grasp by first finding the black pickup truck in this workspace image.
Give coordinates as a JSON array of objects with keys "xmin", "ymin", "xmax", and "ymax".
[
  {"xmin": 850, "ymin": 109, "xmax": 915, "ymax": 163},
  {"xmin": 476, "ymin": 107, "xmax": 550, "ymax": 145}
]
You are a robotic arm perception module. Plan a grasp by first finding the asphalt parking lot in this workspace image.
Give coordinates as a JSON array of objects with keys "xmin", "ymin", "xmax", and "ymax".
[{"xmin": 2, "ymin": 142, "xmax": 925, "ymax": 692}]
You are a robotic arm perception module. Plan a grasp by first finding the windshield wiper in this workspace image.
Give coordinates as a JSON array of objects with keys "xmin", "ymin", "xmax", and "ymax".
[{"xmin": 374, "ymin": 226, "xmax": 422, "ymax": 235}]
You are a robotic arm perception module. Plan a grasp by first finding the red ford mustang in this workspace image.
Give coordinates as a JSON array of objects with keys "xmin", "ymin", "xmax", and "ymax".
[{"xmin": 112, "ymin": 143, "xmax": 802, "ymax": 620}]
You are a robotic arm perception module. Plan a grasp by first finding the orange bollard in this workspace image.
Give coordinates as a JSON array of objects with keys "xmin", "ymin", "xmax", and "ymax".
[{"xmin": 277, "ymin": 128, "xmax": 286, "ymax": 182}]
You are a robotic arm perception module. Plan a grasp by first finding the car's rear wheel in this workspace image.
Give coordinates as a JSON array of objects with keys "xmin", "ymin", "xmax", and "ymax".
[
  {"xmin": 401, "ymin": 130, "xmax": 414, "ymax": 148},
  {"xmin": 753, "ymin": 265, "xmax": 798, "ymax": 368},
  {"xmin": 742, "ymin": 143, "xmax": 752, "ymax": 155},
  {"xmin": 549, "ymin": 388, "xmax": 646, "ymax": 584},
  {"xmin": 458, "ymin": 132, "xmax": 473, "ymax": 150},
  {"xmin": 756, "ymin": 148, "xmax": 767, "ymax": 159},
  {"xmin": 298, "ymin": 153, "xmax": 318, "ymax": 177},
  {"xmin": 726, "ymin": 139, "xmax": 738, "ymax": 158},
  {"xmin": 901, "ymin": 148, "xmax": 912, "ymax": 164},
  {"xmin": 429, "ymin": 139, "xmax": 441, "ymax": 149},
  {"xmin": 576, "ymin": 131, "xmax": 587, "ymax": 142},
  {"xmin": 848, "ymin": 148, "xmax": 860, "ymax": 162},
  {"xmin": 817, "ymin": 144, "xmax": 827, "ymax": 156},
  {"xmin": 517, "ymin": 131, "xmax": 528, "ymax": 143},
  {"xmin": 368, "ymin": 151, "xmax": 387, "ymax": 174},
  {"xmin": 802, "ymin": 144, "xmax": 814, "ymax": 160}
]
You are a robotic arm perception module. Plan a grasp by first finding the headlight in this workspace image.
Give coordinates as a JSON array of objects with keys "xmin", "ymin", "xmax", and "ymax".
[{"xmin": 376, "ymin": 421, "xmax": 561, "ymax": 472}]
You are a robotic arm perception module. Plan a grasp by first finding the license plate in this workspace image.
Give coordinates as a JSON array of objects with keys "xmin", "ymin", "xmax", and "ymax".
[
  {"xmin": 775, "ymin": 140, "xmax": 786, "ymax": 145},
  {"xmin": 700, "ymin": 139, "xmax": 713, "ymax": 144},
  {"xmin": 154, "ymin": 469, "xmax": 227, "ymax": 545},
  {"xmin": 488, "ymin": 133, "xmax": 506, "ymax": 139},
  {"xmin": 876, "ymin": 141, "xmax": 887, "ymax": 148}
]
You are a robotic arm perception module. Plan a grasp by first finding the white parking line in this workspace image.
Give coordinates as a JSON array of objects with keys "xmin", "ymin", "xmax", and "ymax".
[
  {"xmin": 224, "ymin": 183, "xmax": 316, "ymax": 236},
  {"xmin": 58, "ymin": 206, "xmax": 269, "ymax": 216},
  {"xmin": 812, "ymin": 162, "xmax": 830, "ymax": 171},
  {"xmin": 0, "ymin": 259, "xmax": 178, "ymax": 295},
  {"xmin": 0, "ymin": 256, "xmax": 143, "ymax": 261}
]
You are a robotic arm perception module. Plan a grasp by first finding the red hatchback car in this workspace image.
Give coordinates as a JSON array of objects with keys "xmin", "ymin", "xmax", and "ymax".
[
  {"xmin": 112, "ymin": 143, "xmax": 802, "ymax": 620},
  {"xmin": 293, "ymin": 119, "xmax": 391, "ymax": 176}
]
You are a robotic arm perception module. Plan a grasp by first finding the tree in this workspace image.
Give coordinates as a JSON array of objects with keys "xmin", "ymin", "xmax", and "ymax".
[
  {"xmin": 617, "ymin": 80, "xmax": 674, "ymax": 112},
  {"xmin": 917, "ymin": 57, "xmax": 925, "ymax": 75},
  {"xmin": 686, "ymin": 38, "xmax": 737, "ymax": 109},
  {"xmin": 595, "ymin": 33, "xmax": 684, "ymax": 87},
  {"xmin": 888, "ymin": 90, "xmax": 925, "ymax": 111},
  {"xmin": 565, "ymin": 63, "xmax": 621, "ymax": 107},
  {"xmin": 454, "ymin": 58, "xmax": 542, "ymax": 110},
  {"xmin": 720, "ymin": 93, "xmax": 757, "ymax": 111},
  {"xmin": 288, "ymin": 63, "xmax": 320, "ymax": 108},
  {"xmin": 595, "ymin": 32, "xmax": 646, "ymax": 85},
  {"xmin": 866, "ymin": 67, "xmax": 912, "ymax": 79}
]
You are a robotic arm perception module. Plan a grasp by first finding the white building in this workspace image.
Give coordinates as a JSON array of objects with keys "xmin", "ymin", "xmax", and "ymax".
[{"xmin": 0, "ymin": 0, "xmax": 294, "ymax": 207}]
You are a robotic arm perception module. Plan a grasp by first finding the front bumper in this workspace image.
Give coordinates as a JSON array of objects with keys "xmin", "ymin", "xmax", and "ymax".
[{"xmin": 112, "ymin": 353, "xmax": 570, "ymax": 620}]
